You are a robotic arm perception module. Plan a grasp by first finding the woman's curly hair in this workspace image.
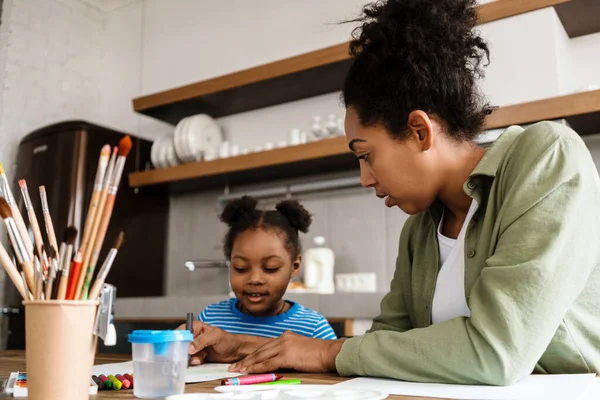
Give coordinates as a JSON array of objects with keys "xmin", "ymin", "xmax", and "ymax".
[{"xmin": 342, "ymin": 0, "xmax": 494, "ymax": 141}]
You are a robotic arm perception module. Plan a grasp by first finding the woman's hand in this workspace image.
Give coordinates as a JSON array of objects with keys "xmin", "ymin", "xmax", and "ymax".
[
  {"xmin": 228, "ymin": 331, "xmax": 345, "ymax": 374},
  {"xmin": 176, "ymin": 320, "xmax": 242, "ymax": 364}
]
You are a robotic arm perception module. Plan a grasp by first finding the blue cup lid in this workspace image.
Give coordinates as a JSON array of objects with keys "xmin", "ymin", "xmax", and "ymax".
[{"xmin": 128, "ymin": 330, "xmax": 193, "ymax": 344}]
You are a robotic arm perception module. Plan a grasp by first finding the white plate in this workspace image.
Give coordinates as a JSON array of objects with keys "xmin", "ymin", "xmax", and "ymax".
[
  {"xmin": 182, "ymin": 115, "xmax": 201, "ymax": 162},
  {"xmin": 182, "ymin": 117, "xmax": 197, "ymax": 162},
  {"xmin": 173, "ymin": 117, "xmax": 185, "ymax": 162},
  {"xmin": 167, "ymin": 385, "xmax": 388, "ymax": 399},
  {"xmin": 151, "ymin": 136, "xmax": 162, "ymax": 168},
  {"xmin": 151, "ymin": 134, "xmax": 173, "ymax": 169},
  {"xmin": 184, "ymin": 114, "xmax": 223, "ymax": 162},
  {"xmin": 158, "ymin": 134, "xmax": 178, "ymax": 168},
  {"xmin": 166, "ymin": 136, "xmax": 180, "ymax": 167},
  {"xmin": 174, "ymin": 117, "xmax": 193, "ymax": 163},
  {"xmin": 158, "ymin": 135, "xmax": 170, "ymax": 168},
  {"xmin": 188, "ymin": 116, "xmax": 205, "ymax": 161}
]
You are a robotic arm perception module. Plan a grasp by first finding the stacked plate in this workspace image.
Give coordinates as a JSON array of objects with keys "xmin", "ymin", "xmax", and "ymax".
[
  {"xmin": 150, "ymin": 133, "xmax": 180, "ymax": 169},
  {"xmin": 150, "ymin": 114, "xmax": 224, "ymax": 170},
  {"xmin": 174, "ymin": 114, "xmax": 223, "ymax": 163}
]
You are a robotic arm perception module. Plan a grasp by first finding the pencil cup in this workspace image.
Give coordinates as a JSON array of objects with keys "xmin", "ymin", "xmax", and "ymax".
[
  {"xmin": 24, "ymin": 300, "xmax": 99, "ymax": 400},
  {"xmin": 128, "ymin": 330, "xmax": 193, "ymax": 398}
]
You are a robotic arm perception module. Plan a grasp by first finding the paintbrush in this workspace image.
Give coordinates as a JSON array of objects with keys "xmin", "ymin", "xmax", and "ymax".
[
  {"xmin": 39, "ymin": 186, "xmax": 58, "ymax": 255},
  {"xmin": 52, "ymin": 236, "xmax": 67, "ymax": 300},
  {"xmin": 88, "ymin": 232, "xmax": 124, "ymax": 301},
  {"xmin": 52, "ymin": 247, "xmax": 65, "ymax": 300},
  {"xmin": 0, "ymin": 240, "xmax": 29, "ymax": 300},
  {"xmin": 57, "ymin": 226, "xmax": 77, "ymax": 267},
  {"xmin": 20, "ymin": 272, "xmax": 32, "ymax": 301},
  {"xmin": 0, "ymin": 163, "xmax": 34, "ymax": 259},
  {"xmin": 40, "ymin": 243, "xmax": 50, "ymax": 279},
  {"xmin": 19, "ymin": 180, "xmax": 48, "ymax": 276},
  {"xmin": 56, "ymin": 227, "xmax": 78, "ymax": 300},
  {"xmin": 33, "ymin": 256, "xmax": 44, "ymax": 300},
  {"xmin": 0, "ymin": 197, "xmax": 36, "ymax": 294},
  {"xmin": 75, "ymin": 146, "xmax": 118, "ymax": 299},
  {"xmin": 79, "ymin": 136, "xmax": 132, "ymax": 300},
  {"xmin": 79, "ymin": 145, "xmax": 110, "ymax": 259},
  {"xmin": 45, "ymin": 247, "xmax": 59, "ymax": 300}
]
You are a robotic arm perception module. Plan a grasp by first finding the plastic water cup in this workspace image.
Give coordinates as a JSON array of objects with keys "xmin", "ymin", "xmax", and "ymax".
[{"xmin": 128, "ymin": 330, "xmax": 193, "ymax": 398}]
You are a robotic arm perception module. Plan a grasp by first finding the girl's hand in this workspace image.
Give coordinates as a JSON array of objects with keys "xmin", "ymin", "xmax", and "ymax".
[
  {"xmin": 228, "ymin": 331, "xmax": 345, "ymax": 374},
  {"xmin": 176, "ymin": 320, "xmax": 241, "ymax": 364}
]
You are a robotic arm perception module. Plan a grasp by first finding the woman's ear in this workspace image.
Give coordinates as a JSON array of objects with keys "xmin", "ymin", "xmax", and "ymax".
[
  {"xmin": 291, "ymin": 254, "xmax": 302, "ymax": 278},
  {"xmin": 407, "ymin": 110, "xmax": 435, "ymax": 151}
]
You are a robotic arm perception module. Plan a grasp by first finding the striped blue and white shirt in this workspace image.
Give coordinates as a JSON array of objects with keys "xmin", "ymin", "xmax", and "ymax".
[{"xmin": 199, "ymin": 298, "xmax": 337, "ymax": 340}]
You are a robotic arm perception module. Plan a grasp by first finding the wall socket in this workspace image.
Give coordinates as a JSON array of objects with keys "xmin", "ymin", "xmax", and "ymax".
[{"xmin": 335, "ymin": 273, "xmax": 377, "ymax": 293}]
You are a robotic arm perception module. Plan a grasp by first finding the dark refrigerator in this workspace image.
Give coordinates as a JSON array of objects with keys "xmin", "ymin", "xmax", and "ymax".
[{"xmin": 2, "ymin": 120, "xmax": 169, "ymax": 350}]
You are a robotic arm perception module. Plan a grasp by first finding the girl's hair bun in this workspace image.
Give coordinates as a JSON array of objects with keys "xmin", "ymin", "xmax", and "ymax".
[
  {"xmin": 220, "ymin": 195, "xmax": 259, "ymax": 226},
  {"xmin": 275, "ymin": 199, "xmax": 312, "ymax": 233}
]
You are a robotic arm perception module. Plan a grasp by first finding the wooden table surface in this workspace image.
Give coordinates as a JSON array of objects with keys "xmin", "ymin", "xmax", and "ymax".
[{"xmin": 0, "ymin": 350, "xmax": 445, "ymax": 399}]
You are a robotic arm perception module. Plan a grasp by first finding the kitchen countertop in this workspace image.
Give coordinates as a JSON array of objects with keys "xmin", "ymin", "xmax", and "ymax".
[{"xmin": 114, "ymin": 292, "xmax": 387, "ymax": 320}]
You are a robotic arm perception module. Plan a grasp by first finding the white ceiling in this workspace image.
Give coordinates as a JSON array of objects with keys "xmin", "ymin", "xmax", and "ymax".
[{"xmin": 78, "ymin": 0, "xmax": 138, "ymax": 12}]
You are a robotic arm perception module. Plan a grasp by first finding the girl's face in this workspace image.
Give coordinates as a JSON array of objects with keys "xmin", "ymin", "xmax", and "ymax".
[
  {"xmin": 229, "ymin": 228, "xmax": 300, "ymax": 317},
  {"xmin": 344, "ymin": 107, "xmax": 444, "ymax": 215}
]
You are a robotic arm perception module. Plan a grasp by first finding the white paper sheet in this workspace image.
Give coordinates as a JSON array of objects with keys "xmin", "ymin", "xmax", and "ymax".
[
  {"xmin": 92, "ymin": 361, "xmax": 241, "ymax": 384},
  {"xmin": 184, "ymin": 363, "xmax": 241, "ymax": 383},
  {"xmin": 334, "ymin": 374, "xmax": 597, "ymax": 400},
  {"xmin": 582, "ymin": 379, "xmax": 600, "ymax": 400}
]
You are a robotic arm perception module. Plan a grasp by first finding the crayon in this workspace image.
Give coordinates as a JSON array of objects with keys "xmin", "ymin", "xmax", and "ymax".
[
  {"xmin": 107, "ymin": 374, "xmax": 123, "ymax": 390},
  {"xmin": 91, "ymin": 375, "xmax": 104, "ymax": 389},
  {"xmin": 98, "ymin": 374, "xmax": 113, "ymax": 389},
  {"xmin": 123, "ymin": 373, "xmax": 134, "ymax": 388},
  {"xmin": 115, "ymin": 374, "xmax": 131, "ymax": 389},
  {"xmin": 222, "ymin": 373, "xmax": 283, "ymax": 386}
]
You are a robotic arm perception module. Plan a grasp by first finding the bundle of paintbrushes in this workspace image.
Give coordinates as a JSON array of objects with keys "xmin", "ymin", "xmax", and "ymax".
[{"xmin": 0, "ymin": 135, "xmax": 131, "ymax": 302}]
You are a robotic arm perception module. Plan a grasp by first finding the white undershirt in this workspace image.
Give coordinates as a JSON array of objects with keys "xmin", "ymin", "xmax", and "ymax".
[{"xmin": 431, "ymin": 200, "xmax": 478, "ymax": 325}]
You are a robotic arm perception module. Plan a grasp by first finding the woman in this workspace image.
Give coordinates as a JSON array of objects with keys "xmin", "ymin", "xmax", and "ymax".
[{"xmin": 183, "ymin": 0, "xmax": 600, "ymax": 385}]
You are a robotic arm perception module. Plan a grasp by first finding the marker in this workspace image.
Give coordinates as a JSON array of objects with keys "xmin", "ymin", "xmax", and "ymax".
[
  {"xmin": 98, "ymin": 374, "xmax": 113, "ymax": 389},
  {"xmin": 256, "ymin": 378, "xmax": 301, "ymax": 386},
  {"xmin": 186, "ymin": 312, "xmax": 193, "ymax": 367},
  {"xmin": 222, "ymin": 373, "xmax": 283, "ymax": 386},
  {"xmin": 115, "ymin": 374, "xmax": 131, "ymax": 389},
  {"xmin": 107, "ymin": 374, "xmax": 123, "ymax": 390},
  {"xmin": 91, "ymin": 375, "xmax": 104, "ymax": 389},
  {"xmin": 123, "ymin": 373, "xmax": 134, "ymax": 388}
]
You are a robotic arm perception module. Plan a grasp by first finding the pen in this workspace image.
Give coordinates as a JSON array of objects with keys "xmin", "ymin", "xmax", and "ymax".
[{"xmin": 186, "ymin": 312, "xmax": 193, "ymax": 367}]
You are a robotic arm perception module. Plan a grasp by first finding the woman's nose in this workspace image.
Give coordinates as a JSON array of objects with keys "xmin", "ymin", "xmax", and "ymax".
[{"xmin": 360, "ymin": 163, "xmax": 377, "ymax": 188}]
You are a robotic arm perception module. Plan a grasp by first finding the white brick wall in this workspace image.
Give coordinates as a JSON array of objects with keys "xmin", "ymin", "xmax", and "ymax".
[
  {"xmin": 0, "ymin": 0, "xmax": 107, "ymax": 300},
  {"xmin": 0, "ymin": 0, "xmax": 106, "ymax": 178}
]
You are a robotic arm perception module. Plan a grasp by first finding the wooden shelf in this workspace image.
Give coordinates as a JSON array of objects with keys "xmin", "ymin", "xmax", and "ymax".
[
  {"xmin": 486, "ymin": 89, "xmax": 600, "ymax": 134},
  {"xmin": 129, "ymin": 137, "xmax": 356, "ymax": 191},
  {"xmin": 133, "ymin": 0, "xmax": 582, "ymax": 125},
  {"xmin": 129, "ymin": 89, "xmax": 600, "ymax": 191},
  {"xmin": 133, "ymin": 43, "xmax": 351, "ymax": 125},
  {"xmin": 476, "ymin": 0, "xmax": 571, "ymax": 24},
  {"xmin": 555, "ymin": 0, "xmax": 600, "ymax": 38}
]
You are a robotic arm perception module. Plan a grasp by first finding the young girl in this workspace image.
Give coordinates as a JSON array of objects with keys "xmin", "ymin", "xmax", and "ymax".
[{"xmin": 195, "ymin": 196, "xmax": 336, "ymax": 341}]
